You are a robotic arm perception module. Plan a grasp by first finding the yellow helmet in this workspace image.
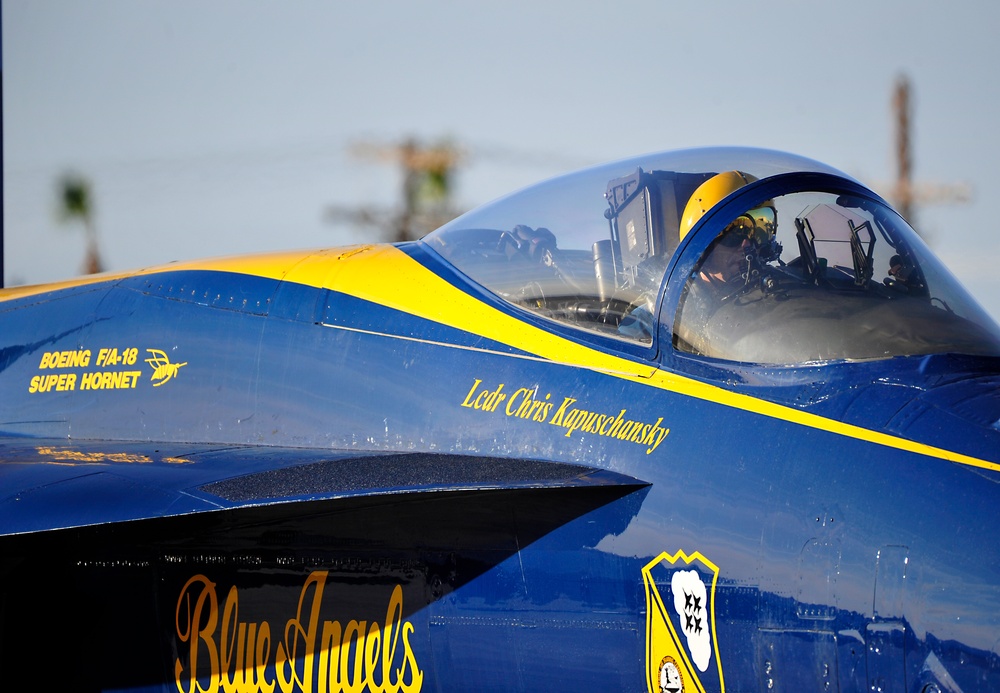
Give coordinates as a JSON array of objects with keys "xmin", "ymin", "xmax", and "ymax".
[{"xmin": 679, "ymin": 170, "xmax": 757, "ymax": 240}]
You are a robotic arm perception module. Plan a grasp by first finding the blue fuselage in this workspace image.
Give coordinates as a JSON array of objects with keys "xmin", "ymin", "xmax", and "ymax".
[{"xmin": 1, "ymin": 241, "xmax": 998, "ymax": 693}]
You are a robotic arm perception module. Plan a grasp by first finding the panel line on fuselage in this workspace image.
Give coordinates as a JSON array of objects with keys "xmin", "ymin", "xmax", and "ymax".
[{"xmin": 318, "ymin": 321, "xmax": 657, "ymax": 379}]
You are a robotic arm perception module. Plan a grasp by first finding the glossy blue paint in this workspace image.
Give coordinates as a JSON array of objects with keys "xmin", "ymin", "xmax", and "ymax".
[{"xmin": 1, "ymin": 148, "xmax": 998, "ymax": 692}]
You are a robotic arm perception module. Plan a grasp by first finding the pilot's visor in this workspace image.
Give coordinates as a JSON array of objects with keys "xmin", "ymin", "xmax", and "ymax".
[
  {"xmin": 719, "ymin": 210, "xmax": 773, "ymax": 248},
  {"xmin": 718, "ymin": 217, "xmax": 754, "ymax": 246},
  {"xmin": 747, "ymin": 205, "xmax": 777, "ymax": 236}
]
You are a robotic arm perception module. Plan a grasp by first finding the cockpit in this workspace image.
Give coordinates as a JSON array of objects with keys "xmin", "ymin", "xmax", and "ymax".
[{"xmin": 423, "ymin": 147, "xmax": 1000, "ymax": 365}]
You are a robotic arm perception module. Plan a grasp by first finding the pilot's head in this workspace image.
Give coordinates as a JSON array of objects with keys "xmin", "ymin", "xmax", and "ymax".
[
  {"xmin": 681, "ymin": 170, "xmax": 780, "ymax": 266},
  {"xmin": 680, "ymin": 170, "xmax": 757, "ymax": 241}
]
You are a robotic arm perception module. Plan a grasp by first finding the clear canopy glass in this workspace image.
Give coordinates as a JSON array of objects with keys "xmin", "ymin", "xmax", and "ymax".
[{"xmin": 423, "ymin": 148, "xmax": 1000, "ymax": 364}]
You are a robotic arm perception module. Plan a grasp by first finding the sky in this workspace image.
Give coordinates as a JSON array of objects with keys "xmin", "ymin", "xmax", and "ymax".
[{"xmin": 4, "ymin": 0, "xmax": 1000, "ymax": 320}]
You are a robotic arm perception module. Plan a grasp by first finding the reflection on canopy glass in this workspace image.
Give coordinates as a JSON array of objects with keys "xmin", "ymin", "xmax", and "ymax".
[
  {"xmin": 675, "ymin": 190, "xmax": 1000, "ymax": 363},
  {"xmin": 422, "ymin": 149, "xmax": 1000, "ymax": 364}
]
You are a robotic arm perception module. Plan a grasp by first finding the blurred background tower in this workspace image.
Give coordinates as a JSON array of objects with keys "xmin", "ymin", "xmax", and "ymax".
[
  {"xmin": 892, "ymin": 75, "xmax": 915, "ymax": 223},
  {"xmin": 328, "ymin": 138, "xmax": 465, "ymax": 242},
  {"xmin": 888, "ymin": 74, "xmax": 971, "ymax": 238}
]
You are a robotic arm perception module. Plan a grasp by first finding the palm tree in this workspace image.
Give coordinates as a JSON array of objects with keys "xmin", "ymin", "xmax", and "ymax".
[{"xmin": 58, "ymin": 172, "xmax": 103, "ymax": 274}]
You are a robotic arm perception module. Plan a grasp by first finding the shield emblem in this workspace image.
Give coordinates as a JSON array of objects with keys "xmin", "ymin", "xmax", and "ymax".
[{"xmin": 642, "ymin": 550, "xmax": 725, "ymax": 693}]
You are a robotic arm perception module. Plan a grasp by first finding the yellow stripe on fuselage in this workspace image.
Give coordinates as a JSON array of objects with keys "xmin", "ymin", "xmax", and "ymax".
[
  {"xmin": 0, "ymin": 249, "xmax": 329, "ymax": 302},
  {"xmin": 4, "ymin": 244, "xmax": 997, "ymax": 473},
  {"xmin": 322, "ymin": 246, "xmax": 1000, "ymax": 474}
]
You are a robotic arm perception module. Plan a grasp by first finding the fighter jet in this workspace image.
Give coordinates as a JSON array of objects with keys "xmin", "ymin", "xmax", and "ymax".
[{"xmin": 1, "ymin": 147, "xmax": 997, "ymax": 692}]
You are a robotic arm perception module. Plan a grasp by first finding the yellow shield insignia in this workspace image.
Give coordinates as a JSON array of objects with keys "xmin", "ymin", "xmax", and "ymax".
[{"xmin": 642, "ymin": 550, "xmax": 725, "ymax": 693}]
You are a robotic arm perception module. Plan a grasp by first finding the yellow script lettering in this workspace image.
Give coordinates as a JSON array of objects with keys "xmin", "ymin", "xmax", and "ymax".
[
  {"xmin": 175, "ymin": 572, "xmax": 424, "ymax": 693},
  {"xmin": 276, "ymin": 572, "xmax": 325, "ymax": 693},
  {"xmin": 460, "ymin": 379, "xmax": 506, "ymax": 412},
  {"xmin": 175, "ymin": 575, "xmax": 221, "ymax": 693}
]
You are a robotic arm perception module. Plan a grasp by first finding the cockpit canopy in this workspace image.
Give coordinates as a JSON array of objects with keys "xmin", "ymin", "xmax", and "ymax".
[{"xmin": 423, "ymin": 147, "xmax": 1000, "ymax": 365}]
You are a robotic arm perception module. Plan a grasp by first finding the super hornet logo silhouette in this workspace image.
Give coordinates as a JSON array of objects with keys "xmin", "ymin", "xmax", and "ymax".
[{"xmin": 145, "ymin": 349, "xmax": 187, "ymax": 387}]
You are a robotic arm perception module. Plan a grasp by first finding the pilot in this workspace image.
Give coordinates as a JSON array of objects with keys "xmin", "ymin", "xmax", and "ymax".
[
  {"xmin": 618, "ymin": 171, "xmax": 779, "ymax": 342},
  {"xmin": 681, "ymin": 172, "xmax": 778, "ymax": 294},
  {"xmin": 695, "ymin": 215, "xmax": 758, "ymax": 289},
  {"xmin": 673, "ymin": 171, "xmax": 779, "ymax": 356}
]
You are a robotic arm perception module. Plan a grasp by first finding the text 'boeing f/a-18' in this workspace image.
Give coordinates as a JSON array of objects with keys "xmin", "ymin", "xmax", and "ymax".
[{"xmin": 1, "ymin": 147, "xmax": 999, "ymax": 692}]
